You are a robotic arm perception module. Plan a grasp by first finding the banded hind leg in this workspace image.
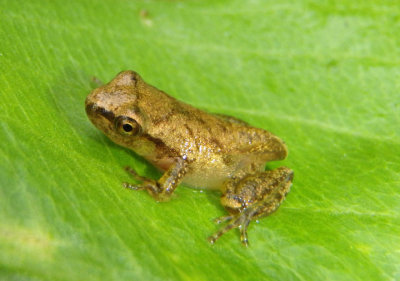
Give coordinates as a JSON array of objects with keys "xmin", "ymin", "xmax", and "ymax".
[{"xmin": 208, "ymin": 167, "xmax": 293, "ymax": 246}]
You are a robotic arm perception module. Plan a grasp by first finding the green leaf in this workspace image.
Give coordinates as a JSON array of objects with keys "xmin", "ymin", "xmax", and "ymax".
[{"xmin": 1, "ymin": 0, "xmax": 399, "ymax": 280}]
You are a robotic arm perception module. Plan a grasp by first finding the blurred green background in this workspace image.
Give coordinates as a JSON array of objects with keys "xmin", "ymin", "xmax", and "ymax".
[{"xmin": 1, "ymin": 0, "xmax": 399, "ymax": 280}]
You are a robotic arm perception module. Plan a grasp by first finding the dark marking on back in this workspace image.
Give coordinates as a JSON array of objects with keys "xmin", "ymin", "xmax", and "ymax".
[
  {"xmin": 142, "ymin": 133, "xmax": 180, "ymax": 158},
  {"xmin": 152, "ymin": 109, "xmax": 175, "ymax": 125},
  {"xmin": 210, "ymin": 137, "xmax": 223, "ymax": 150},
  {"xmin": 217, "ymin": 122, "xmax": 228, "ymax": 133},
  {"xmin": 184, "ymin": 124, "xmax": 194, "ymax": 138}
]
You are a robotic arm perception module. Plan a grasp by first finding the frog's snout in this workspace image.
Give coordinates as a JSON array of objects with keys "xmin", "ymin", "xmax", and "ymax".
[
  {"xmin": 85, "ymin": 100, "xmax": 94, "ymax": 115},
  {"xmin": 85, "ymin": 90, "xmax": 96, "ymax": 113},
  {"xmin": 85, "ymin": 95, "xmax": 97, "ymax": 118}
]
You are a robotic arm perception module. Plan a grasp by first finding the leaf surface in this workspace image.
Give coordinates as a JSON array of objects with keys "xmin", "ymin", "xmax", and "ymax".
[{"xmin": 1, "ymin": 0, "xmax": 399, "ymax": 280}]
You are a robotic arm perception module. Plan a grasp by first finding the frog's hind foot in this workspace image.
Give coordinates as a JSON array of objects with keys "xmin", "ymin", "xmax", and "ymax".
[{"xmin": 208, "ymin": 211, "xmax": 253, "ymax": 247}]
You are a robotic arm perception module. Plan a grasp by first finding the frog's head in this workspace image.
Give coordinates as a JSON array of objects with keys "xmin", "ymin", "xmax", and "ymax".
[{"xmin": 85, "ymin": 71, "xmax": 153, "ymax": 155}]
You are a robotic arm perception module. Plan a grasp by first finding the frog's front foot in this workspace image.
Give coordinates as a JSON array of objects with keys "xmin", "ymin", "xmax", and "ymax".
[
  {"xmin": 208, "ymin": 210, "xmax": 253, "ymax": 246},
  {"xmin": 123, "ymin": 159, "xmax": 188, "ymax": 202},
  {"xmin": 123, "ymin": 166, "xmax": 162, "ymax": 198}
]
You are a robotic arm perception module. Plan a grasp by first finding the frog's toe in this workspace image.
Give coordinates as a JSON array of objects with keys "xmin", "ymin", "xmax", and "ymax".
[
  {"xmin": 124, "ymin": 181, "xmax": 161, "ymax": 197},
  {"xmin": 239, "ymin": 220, "xmax": 251, "ymax": 247},
  {"xmin": 208, "ymin": 213, "xmax": 251, "ymax": 245},
  {"xmin": 213, "ymin": 215, "xmax": 234, "ymax": 224},
  {"xmin": 208, "ymin": 219, "xmax": 238, "ymax": 244},
  {"xmin": 124, "ymin": 166, "xmax": 149, "ymax": 182},
  {"xmin": 123, "ymin": 182, "xmax": 144, "ymax": 190}
]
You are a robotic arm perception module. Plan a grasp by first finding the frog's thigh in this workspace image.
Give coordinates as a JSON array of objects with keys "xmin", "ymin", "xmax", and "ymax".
[{"xmin": 222, "ymin": 167, "xmax": 293, "ymax": 219}]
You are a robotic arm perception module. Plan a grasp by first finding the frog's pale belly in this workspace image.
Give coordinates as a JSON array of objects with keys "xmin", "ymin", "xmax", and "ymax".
[
  {"xmin": 183, "ymin": 169, "xmax": 231, "ymax": 190},
  {"xmin": 148, "ymin": 155, "xmax": 236, "ymax": 190}
]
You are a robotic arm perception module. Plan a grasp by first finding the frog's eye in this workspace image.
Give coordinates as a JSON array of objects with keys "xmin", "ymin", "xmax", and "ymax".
[{"xmin": 115, "ymin": 116, "xmax": 141, "ymax": 136}]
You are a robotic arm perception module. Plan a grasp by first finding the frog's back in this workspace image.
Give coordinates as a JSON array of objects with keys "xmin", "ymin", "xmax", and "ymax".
[
  {"xmin": 165, "ymin": 108, "xmax": 288, "ymax": 190},
  {"xmin": 140, "ymin": 86, "xmax": 288, "ymax": 179},
  {"xmin": 87, "ymin": 70, "xmax": 288, "ymax": 190}
]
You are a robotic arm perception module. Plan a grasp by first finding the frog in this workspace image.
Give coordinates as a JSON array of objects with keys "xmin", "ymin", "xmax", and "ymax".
[{"xmin": 85, "ymin": 70, "xmax": 294, "ymax": 246}]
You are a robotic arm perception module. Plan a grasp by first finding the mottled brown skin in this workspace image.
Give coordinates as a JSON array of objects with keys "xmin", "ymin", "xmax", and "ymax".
[{"xmin": 85, "ymin": 71, "xmax": 293, "ymax": 246}]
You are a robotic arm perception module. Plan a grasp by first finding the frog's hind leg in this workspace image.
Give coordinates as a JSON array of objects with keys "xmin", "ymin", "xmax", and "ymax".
[{"xmin": 208, "ymin": 167, "xmax": 293, "ymax": 246}]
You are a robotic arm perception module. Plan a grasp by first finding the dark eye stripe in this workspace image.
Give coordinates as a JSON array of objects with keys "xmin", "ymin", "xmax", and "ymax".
[
  {"xmin": 97, "ymin": 107, "xmax": 115, "ymax": 122},
  {"xmin": 85, "ymin": 103, "xmax": 115, "ymax": 122}
]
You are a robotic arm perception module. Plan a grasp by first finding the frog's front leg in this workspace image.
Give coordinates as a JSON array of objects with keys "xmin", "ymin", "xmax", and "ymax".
[
  {"xmin": 123, "ymin": 157, "xmax": 189, "ymax": 202},
  {"xmin": 208, "ymin": 167, "xmax": 293, "ymax": 246}
]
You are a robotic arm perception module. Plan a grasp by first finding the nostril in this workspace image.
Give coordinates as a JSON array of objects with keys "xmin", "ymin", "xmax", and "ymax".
[{"xmin": 85, "ymin": 102, "xmax": 96, "ymax": 115}]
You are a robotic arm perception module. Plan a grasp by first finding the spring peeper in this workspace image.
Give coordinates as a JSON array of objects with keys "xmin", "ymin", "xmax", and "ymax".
[{"xmin": 85, "ymin": 71, "xmax": 293, "ymax": 246}]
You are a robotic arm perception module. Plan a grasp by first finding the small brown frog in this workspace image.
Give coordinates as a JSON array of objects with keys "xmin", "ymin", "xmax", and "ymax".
[{"xmin": 85, "ymin": 71, "xmax": 293, "ymax": 246}]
